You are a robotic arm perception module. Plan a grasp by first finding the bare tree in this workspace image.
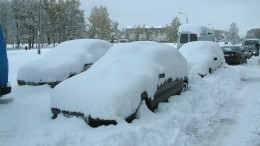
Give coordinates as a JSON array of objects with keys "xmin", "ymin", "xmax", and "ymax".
[
  {"xmin": 228, "ymin": 22, "xmax": 240, "ymax": 44},
  {"xmin": 245, "ymin": 28, "xmax": 260, "ymax": 39}
]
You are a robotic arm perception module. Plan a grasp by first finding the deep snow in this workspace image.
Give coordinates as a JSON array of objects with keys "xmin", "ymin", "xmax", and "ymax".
[{"xmin": 0, "ymin": 47, "xmax": 260, "ymax": 146}]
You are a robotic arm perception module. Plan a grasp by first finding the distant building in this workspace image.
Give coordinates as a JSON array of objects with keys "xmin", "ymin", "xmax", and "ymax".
[{"xmin": 122, "ymin": 25, "xmax": 167, "ymax": 42}]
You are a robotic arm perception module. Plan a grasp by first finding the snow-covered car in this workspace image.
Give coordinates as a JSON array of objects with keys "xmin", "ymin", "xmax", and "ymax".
[
  {"xmin": 17, "ymin": 39, "xmax": 112, "ymax": 87},
  {"xmin": 0, "ymin": 25, "xmax": 11, "ymax": 96},
  {"xmin": 179, "ymin": 41, "xmax": 225, "ymax": 77},
  {"xmin": 50, "ymin": 41, "xmax": 188, "ymax": 127}
]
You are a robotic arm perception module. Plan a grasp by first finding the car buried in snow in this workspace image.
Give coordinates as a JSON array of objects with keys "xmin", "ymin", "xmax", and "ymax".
[
  {"xmin": 179, "ymin": 41, "xmax": 225, "ymax": 77},
  {"xmin": 17, "ymin": 39, "xmax": 112, "ymax": 88},
  {"xmin": 50, "ymin": 41, "xmax": 188, "ymax": 127}
]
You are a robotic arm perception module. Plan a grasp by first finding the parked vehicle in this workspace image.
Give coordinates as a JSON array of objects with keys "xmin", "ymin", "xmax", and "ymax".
[
  {"xmin": 243, "ymin": 39, "xmax": 260, "ymax": 56},
  {"xmin": 177, "ymin": 24, "xmax": 214, "ymax": 49},
  {"xmin": 242, "ymin": 46, "xmax": 252, "ymax": 59},
  {"xmin": 17, "ymin": 39, "xmax": 112, "ymax": 88},
  {"xmin": 0, "ymin": 25, "xmax": 11, "ymax": 96},
  {"xmin": 221, "ymin": 46, "xmax": 247, "ymax": 65},
  {"xmin": 50, "ymin": 41, "xmax": 188, "ymax": 127},
  {"xmin": 179, "ymin": 41, "xmax": 225, "ymax": 77}
]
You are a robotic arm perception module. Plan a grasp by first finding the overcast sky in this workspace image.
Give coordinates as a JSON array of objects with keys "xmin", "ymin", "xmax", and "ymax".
[{"xmin": 79, "ymin": 0, "xmax": 260, "ymax": 36}]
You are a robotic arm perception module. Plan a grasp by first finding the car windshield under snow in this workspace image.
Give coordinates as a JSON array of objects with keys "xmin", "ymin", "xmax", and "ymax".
[{"xmin": 244, "ymin": 40, "xmax": 257, "ymax": 45}]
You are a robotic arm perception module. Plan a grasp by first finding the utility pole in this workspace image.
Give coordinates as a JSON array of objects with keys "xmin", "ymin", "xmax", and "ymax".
[
  {"xmin": 38, "ymin": 0, "xmax": 41, "ymax": 54},
  {"xmin": 178, "ymin": 12, "xmax": 188, "ymax": 24}
]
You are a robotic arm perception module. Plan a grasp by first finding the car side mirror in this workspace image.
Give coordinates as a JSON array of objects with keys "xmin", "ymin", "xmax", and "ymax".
[
  {"xmin": 159, "ymin": 73, "xmax": 165, "ymax": 79},
  {"xmin": 214, "ymin": 57, "xmax": 217, "ymax": 61}
]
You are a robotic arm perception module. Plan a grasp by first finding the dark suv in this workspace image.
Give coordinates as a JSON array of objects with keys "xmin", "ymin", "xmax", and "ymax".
[
  {"xmin": 0, "ymin": 25, "xmax": 11, "ymax": 96},
  {"xmin": 243, "ymin": 39, "xmax": 260, "ymax": 56}
]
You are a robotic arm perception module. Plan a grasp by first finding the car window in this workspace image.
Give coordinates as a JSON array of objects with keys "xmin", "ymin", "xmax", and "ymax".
[
  {"xmin": 190, "ymin": 34, "xmax": 198, "ymax": 42},
  {"xmin": 243, "ymin": 46, "xmax": 249, "ymax": 51},
  {"xmin": 235, "ymin": 47, "xmax": 242, "ymax": 52},
  {"xmin": 180, "ymin": 34, "xmax": 188, "ymax": 43},
  {"xmin": 244, "ymin": 40, "xmax": 257, "ymax": 45},
  {"xmin": 222, "ymin": 47, "xmax": 232, "ymax": 51}
]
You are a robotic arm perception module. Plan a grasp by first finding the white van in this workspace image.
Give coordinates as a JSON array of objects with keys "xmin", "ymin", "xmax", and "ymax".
[{"xmin": 177, "ymin": 24, "xmax": 214, "ymax": 49}]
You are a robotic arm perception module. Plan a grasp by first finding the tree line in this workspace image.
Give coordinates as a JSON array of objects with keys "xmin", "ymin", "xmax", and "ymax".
[
  {"xmin": 1, "ymin": 1, "xmax": 259, "ymax": 48},
  {"xmin": 0, "ymin": 0, "xmax": 86, "ymax": 49}
]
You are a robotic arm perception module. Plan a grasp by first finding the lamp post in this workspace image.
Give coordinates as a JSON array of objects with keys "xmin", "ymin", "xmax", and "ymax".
[
  {"xmin": 208, "ymin": 24, "xmax": 214, "ymax": 31},
  {"xmin": 38, "ymin": 0, "xmax": 41, "ymax": 54},
  {"xmin": 178, "ymin": 12, "xmax": 188, "ymax": 24}
]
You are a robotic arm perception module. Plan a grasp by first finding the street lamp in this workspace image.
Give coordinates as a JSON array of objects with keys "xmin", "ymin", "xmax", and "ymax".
[
  {"xmin": 178, "ymin": 12, "xmax": 188, "ymax": 24},
  {"xmin": 208, "ymin": 24, "xmax": 214, "ymax": 31},
  {"xmin": 38, "ymin": 0, "xmax": 41, "ymax": 54}
]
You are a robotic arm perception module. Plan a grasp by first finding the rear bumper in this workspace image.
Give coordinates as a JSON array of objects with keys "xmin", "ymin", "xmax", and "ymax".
[
  {"xmin": 0, "ymin": 83, "xmax": 11, "ymax": 96},
  {"xmin": 17, "ymin": 80, "xmax": 60, "ymax": 88},
  {"xmin": 224, "ymin": 57, "xmax": 241, "ymax": 64},
  {"xmin": 51, "ymin": 108, "xmax": 117, "ymax": 127}
]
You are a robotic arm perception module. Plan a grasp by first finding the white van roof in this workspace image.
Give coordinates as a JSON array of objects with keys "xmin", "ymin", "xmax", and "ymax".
[{"xmin": 178, "ymin": 24, "xmax": 213, "ymax": 36}]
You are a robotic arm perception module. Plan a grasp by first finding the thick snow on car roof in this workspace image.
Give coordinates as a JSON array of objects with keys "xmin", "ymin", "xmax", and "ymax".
[
  {"xmin": 17, "ymin": 39, "xmax": 112, "ymax": 83},
  {"xmin": 51, "ymin": 41, "xmax": 188, "ymax": 120},
  {"xmin": 179, "ymin": 41, "xmax": 225, "ymax": 75},
  {"xmin": 178, "ymin": 24, "xmax": 213, "ymax": 36}
]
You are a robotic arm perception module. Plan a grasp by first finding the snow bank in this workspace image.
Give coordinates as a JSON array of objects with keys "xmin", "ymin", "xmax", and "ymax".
[
  {"xmin": 51, "ymin": 41, "xmax": 188, "ymax": 120},
  {"xmin": 17, "ymin": 39, "xmax": 112, "ymax": 83},
  {"xmin": 179, "ymin": 41, "xmax": 225, "ymax": 75}
]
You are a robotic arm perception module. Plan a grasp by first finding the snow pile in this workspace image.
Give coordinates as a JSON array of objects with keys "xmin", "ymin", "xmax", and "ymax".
[
  {"xmin": 17, "ymin": 39, "xmax": 112, "ymax": 83},
  {"xmin": 179, "ymin": 41, "xmax": 225, "ymax": 75},
  {"xmin": 51, "ymin": 41, "xmax": 188, "ymax": 120}
]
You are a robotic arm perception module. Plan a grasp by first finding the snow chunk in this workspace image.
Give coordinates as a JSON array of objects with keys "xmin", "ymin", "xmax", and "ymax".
[
  {"xmin": 17, "ymin": 39, "xmax": 112, "ymax": 83},
  {"xmin": 178, "ymin": 24, "xmax": 213, "ymax": 37},
  {"xmin": 179, "ymin": 41, "xmax": 225, "ymax": 75},
  {"xmin": 51, "ymin": 41, "xmax": 188, "ymax": 120}
]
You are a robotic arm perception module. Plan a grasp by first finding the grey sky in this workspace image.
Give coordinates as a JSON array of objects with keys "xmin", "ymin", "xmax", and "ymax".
[{"xmin": 79, "ymin": 0, "xmax": 260, "ymax": 36}]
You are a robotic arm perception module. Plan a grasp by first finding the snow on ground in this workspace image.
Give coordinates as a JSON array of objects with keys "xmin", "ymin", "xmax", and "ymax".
[{"xmin": 0, "ymin": 48, "xmax": 260, "ymax": 146}]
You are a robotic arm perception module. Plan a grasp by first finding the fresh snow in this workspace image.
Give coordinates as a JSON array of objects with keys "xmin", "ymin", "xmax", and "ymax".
[
  {"xmin": 51, "ymin": 41, "xmax": 188, "ymax": 120},
  {"xmin": 1, "ymin": 47, "xmax": 260, "ymax": 146},
  {"xmin": 179, "ymin": 41, "xmax": 225, "ymax": 75},
  {"xmin": 17, "ymin": 39, "xmax": 112, "ymax": 83}
]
